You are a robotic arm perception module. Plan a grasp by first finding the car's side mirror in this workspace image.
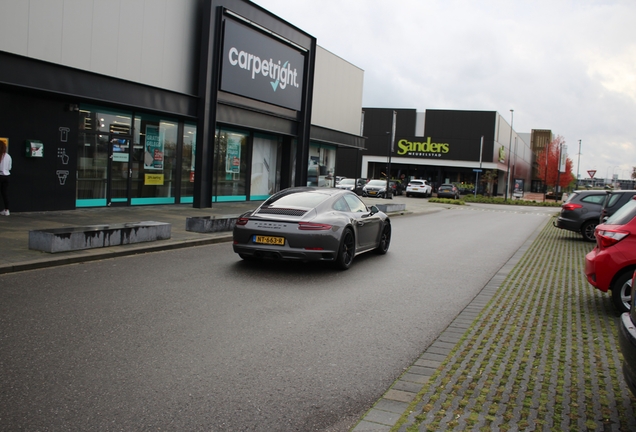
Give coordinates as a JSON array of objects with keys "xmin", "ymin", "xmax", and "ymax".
[{"xmin": 369, "ymin": 205, "xmax": 379, "ymax": 215}]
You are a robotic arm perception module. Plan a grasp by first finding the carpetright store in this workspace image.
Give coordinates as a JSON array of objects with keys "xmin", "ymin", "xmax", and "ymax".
[
  {"xmin": 336, "ymin": 108, "xmax": 533, "ymax": 196},
  {"xmin": 0, "ymin": 0, "xmax": 364, "ymax": 212}
]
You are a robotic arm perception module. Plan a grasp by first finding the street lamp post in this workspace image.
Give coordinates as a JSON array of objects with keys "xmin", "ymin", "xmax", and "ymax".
[
  {"xmin": 556, "ymin": 142, "xmax": 563, "ymax": 197},
  {"xmin": 576, "ymin": 140, "xmax": 581, "ymax": 188},
  {"xmin": 504, "ymin": 109, "xmax": 514, "ymax": 200}
]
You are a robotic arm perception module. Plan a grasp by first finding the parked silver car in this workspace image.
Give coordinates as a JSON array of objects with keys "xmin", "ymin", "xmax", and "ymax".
[{"xmin": 335, "ymin": 178, "xmax": 366, "ymax": 195}]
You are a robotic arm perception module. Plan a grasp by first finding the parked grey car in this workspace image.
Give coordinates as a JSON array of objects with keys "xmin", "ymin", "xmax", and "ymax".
[
  {"xmin": 600, "ymin": 190, "xmax": 636, "ymax": 223},
  {"xmin": 437, "ymin": 183, "xmax": 459, "ymax": 199},
  {"xmin": 555, "ymin": 190, "xmax": 608, "ymax": 242}
]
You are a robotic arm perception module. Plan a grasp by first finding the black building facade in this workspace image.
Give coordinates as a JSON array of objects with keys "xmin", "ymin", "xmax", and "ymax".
[
  {"xmin": 0, "ymin": 0, "xmax": 364, "ymax": 212},
  {"xmin": 337, "ymin": 108, "xmax": 533, "ymax": 196}
]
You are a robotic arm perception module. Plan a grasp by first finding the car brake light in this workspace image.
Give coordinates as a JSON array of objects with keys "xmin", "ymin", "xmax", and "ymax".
[
  {"xmin": 562, "ymin": 203, "xmax": 583, "ymax": 211},
  {"xmin": 596, "ymin": 229, "xmax": 629, "ymax": 248},
  {"xmin": 298, "ymin": 222, "xmax": 332, "ymax": 230},
  {"xmin": 236, "ymin": 217, "xmax": 249, "ymax": 226}
]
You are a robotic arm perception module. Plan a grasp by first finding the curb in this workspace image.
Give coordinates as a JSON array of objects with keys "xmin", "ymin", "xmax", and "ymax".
[{"xmin": 0, "ymin": 234, "xmax": 233, "ymax": 274}]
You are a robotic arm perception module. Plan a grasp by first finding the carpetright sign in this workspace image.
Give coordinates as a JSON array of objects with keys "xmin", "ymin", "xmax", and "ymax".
[{"xmin": 221, "ymin": 18, "xmax": 305, "ymax": 111}]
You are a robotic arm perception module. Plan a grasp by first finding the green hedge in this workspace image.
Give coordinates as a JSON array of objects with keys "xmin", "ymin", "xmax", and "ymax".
[
  {"xmin": 461, "ymin": 195, "xmax": 562, "ymax": 207},
  {"xmin": 428, "ymin": 198, "xmax": 466, "ymax": 205}
]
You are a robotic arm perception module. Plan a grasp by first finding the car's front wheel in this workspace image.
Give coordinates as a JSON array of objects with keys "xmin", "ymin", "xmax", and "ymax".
[
  {"xmin": 612, "ymin": 271, "xmax": 633, "ymax": 313},
  {"xmin": 374, "ymin": 222, "xmax": 391, "ymax": 255},
  {"xmin": 581, "ymin": 220, "xmax": 598, "ymax": 242},
  {"xmin": 335, "ymin": 228, "xmax": 355, "ymax": 270}
]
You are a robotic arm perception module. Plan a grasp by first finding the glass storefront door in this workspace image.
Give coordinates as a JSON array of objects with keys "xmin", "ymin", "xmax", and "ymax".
[{"xmin": 108, "ymin": 136, "xmax": 132, "ymax": 205}]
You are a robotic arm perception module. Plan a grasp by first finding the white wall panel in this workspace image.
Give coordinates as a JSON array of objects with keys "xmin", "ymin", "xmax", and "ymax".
[
  {"xmin": 0, "ymin": 0, "xmax": 29, "ymax": 54},
  {"xmin": 90, "ymin": 0, "xmax": 121, "ymax": 77},
  {"xmin": 61, "ymin": 0, "xmax": 94, "ymax": 70},
  {"xmin": 28, "ymin": 0, "xmax": 64, "ymax": 62},
  {"xmin": 312, "ymin": 46, "xmax": 364, "ymax": 136},
  {"xmin": 0, "ymin": 0, "xmax": 200, "ymax": 95},
  {"xmin": 162, "ymin": 0, "xmax": 198, "ymax": 94},
  {"xmin": 140, "ymin": 0, "xmax": 167, "ymax": 86},
  {"xmin": 116, "ymin": 0, "xmax": 144, "ymax": 83}
]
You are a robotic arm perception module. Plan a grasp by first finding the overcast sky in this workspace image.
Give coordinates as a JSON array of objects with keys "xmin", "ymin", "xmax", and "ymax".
[{"xmin": 252, "ymin": 0, "xmax": 636, "ymax": 181}]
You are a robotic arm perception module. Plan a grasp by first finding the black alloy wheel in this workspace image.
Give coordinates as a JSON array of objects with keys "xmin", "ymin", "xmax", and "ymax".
[
  {"xmin": 374, "ymin": 222, "xmax": 391, "ymax": 255},
  {"xmin": 611, "ymin": 271, "xmax": 633, "ymax": 313},
  {"xmin": 581, "ymin": 220, "xmax": 598, "ymax": 242},
  {"xmin": 335, "ymin": 228, "xmax": 355, "ymax": 270}
]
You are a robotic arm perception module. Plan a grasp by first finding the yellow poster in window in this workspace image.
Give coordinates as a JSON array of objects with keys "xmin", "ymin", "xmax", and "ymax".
[{"xmin": 145, "ymin": 173, "xmax": 164, "ymax": 185}]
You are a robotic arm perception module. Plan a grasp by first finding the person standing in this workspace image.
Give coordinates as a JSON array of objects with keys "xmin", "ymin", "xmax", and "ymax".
[{"xmin": 0, "ymin": 140, "xmax": 12, "ymax": 216}]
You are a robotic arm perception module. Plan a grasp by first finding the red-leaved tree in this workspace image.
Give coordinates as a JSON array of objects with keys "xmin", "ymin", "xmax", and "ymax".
[{"xmin": 535, "ymin": 135, "xmax": 574, "ymax": 191}]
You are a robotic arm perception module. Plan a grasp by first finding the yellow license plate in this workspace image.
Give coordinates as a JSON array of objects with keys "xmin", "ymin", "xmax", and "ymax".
[{"xmin": 254, "ymin": 235, "xmax": 285, "ymax": 245}]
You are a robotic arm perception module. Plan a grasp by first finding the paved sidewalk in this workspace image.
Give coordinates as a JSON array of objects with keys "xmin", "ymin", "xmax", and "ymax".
[
  {"xmin": 352, "ymin": 220, "xmax": 636, "ymax": 431},
  {"xmin": 0, "ymin": 202, "xmax": 254, "ymax": 274}
]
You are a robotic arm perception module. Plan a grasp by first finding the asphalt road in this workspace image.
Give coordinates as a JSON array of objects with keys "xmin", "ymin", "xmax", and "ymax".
[{"xmin": 0, "ymin": 204, "xmax": 555, "ymax": 431}]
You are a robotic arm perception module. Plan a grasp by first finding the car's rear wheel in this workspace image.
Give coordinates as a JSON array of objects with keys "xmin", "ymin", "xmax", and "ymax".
[
  {"xmin": 581, "ymin": 220, "xmax": 598, "ymax": 242},
  {"xmin": 335, "ymin": 228, "xmax": 355, "ymax": 270},
  {"xmin": 612, "ymin": 271, "xmax": 633, "ymax": 313},
  {"xmin": 374, "ymin": 222, "xmax": 391, "ymax": 255}
]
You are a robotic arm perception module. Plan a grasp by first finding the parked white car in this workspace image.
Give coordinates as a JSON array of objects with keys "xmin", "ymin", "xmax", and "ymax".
[{"xmin": 405, "ymin": 180, "xmax": 432, "ymax": 197}]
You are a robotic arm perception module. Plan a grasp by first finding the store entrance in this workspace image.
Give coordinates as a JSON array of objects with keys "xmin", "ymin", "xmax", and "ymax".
[{"xmin": 108, "ymin": 135, "xmax": 133, "ymax": 206}]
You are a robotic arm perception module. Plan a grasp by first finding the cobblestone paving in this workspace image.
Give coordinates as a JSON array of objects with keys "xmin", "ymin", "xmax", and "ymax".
[{"xmin": 355, "ymin": 220, "xmax": 636, "ymax": 431}]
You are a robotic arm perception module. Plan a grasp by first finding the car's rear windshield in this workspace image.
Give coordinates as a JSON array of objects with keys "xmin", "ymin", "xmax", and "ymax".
[
  {"xmin": 264, "ymin": 191, "xmax": 330, "ymax": 208},
  {"xmin": 605, "ymin": 198, "xmax": 636, "ymax": 225},
  {"xmin": 410, "ymin": 181, "xmax": 423, "ymax": 185}
]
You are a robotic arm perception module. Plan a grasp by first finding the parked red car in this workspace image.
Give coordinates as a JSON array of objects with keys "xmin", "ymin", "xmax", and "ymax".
[{"xmin": 585, "ymin": 196, "xmax": 636, "ymax": 312}]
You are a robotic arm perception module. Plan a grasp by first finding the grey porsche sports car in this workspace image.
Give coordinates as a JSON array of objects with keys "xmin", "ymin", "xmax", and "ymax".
[{"xmin": 232, "ymin": 187, "xmax": 391, "ymax": 269}]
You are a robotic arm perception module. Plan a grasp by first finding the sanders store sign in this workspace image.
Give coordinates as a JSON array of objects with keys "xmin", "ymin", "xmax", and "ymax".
[
  {"xmin": 397, "ymin": 137, "xmax": 483, "ymax": 162},
  {"xmin": 221, "ymin": 18, "xmax": 305, "ymax": 111}
]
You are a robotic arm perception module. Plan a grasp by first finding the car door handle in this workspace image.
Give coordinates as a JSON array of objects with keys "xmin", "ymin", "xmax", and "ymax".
[{"xmin": 356, "ymin": 221, "xmax": 365, "ymax": 226}]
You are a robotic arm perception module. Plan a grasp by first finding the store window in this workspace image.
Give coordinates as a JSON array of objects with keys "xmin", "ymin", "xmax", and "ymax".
[
  {"xmin": 307, "ymin": 143, "xmax": 336, "ymax": 187},
  {"xmin": 77, "ymin": 106, "xmax": 133, "ymax": 207},
  {"xmin": 181, "ymin": 123, "xmax": 196, "ymax": 203},
  {"xmin": 250, "ymin": 133, "xmax": 282, "ymax": 200},
  {"xmin": 214, "ymin": 128, "xmax": 248, "ymax": 201},
  {"xmin": 132, "ymin": 114, "xmax": 178, "ymax": 204}
]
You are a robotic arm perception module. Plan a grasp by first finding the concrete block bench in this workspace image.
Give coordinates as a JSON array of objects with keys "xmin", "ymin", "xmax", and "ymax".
[
  {"xmin": 185, "ymin": 216, "xmax": 238, "ymax": 233},
  {"xmin": 28, "ymin": 221, "xmax": 171, "ymax": 253},
  {"xmin": 376, "ymin": 203, "xmax": 406, "ymax": 213}
]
